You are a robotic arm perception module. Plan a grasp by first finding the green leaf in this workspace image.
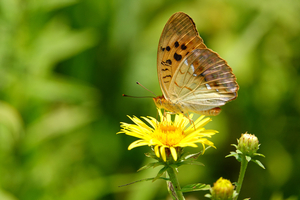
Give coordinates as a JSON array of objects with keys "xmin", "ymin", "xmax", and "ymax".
[
  {"xmin": 137, "ymin": 163, "xmax": 153, "ymax": 172},
  {"xmin": 236, "ymin": 150, "xmax": 243, "ymax": 154},
  {"xmin": 252, "ymin": 159, "xmax": 266, "ymax": 169},
  {"xmin": 179, "ymin": 161, "xmax": 205, "ymax": 167},
  {"xmin": 253, "ymin": 152, "xmax": 265, "ymax": 157},
  {"xmin": 245, "ymin": 156, "xmax": 252, "ymax": 162},
  {"xmin": 225, "ymin": 151, "xmax": 238, "ymax": 158},
  {"xmin": 152, "ymin": 166, "xmax": 168, "ymax": 182},
  {"xmin": 118, "ymin": 177, "xmax": 170, "ymax": 187},
  {"xmin": 181, "ymin": 183, "xmax": 211, "ymax": 193},
  {"xmin": 226, "ymin": 152, "xmax": 242, "ymax": 162},
  {"xmin": 137, "ymin": 162, "xmax": 164, "ymax": 172},
  {"xmin": 144, "ymin": 152, "xmax": 159, "ymax": 160},
  {"xmin": 183, "ymin": 151, "xmax": 202, "ymax": 160}
]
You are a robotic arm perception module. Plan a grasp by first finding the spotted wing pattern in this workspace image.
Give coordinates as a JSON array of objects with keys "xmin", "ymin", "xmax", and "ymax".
[
  {"xmin": 156, "ymin": 12, "xmax": 238, "ymax": 114},
  {"xmin": 157, "ymin": 12, "xmax": 206, "ymax": 98}
]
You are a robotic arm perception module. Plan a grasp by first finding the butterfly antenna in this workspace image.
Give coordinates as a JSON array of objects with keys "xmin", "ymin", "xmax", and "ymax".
[
  {"xmin": 122, "ymin": 94, "xmax": 154, "ymax": 98},
  {"xmin": 136, "ymin": 82, "xmax": 157, "ymax": 97}
]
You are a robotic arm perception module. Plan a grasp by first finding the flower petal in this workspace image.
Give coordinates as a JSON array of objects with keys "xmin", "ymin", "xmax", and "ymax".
[
  {"xmin": 160, "ymin": 146, "xmax": 166, "ymax": 161},
  {"xmin": 170, "ymin": 147, "xmax": 178, "ymax": 161},
  {"xmin": 154, "ymin": 145, "xmax": 160, "ymax": 158},
  {"xmin": 128, "ymin": 140, "xmax": 149, "ymax": 150}
]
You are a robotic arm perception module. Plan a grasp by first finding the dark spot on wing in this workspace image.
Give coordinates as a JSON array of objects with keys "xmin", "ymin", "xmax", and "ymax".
[
  {"xmin": 163, "ymin": 75, "xmax": 172, "ymax": 79},
  {"xmin": 161, "ymin": 46, "xmax": 165, "ymax": 51},
  {"xmin": 161, "ymin": 60, "xmax": 172, "ymax": 66},
  {"xmin": 175, "ymin": 41, "xmax": 179, "ymax": 48},
  {"xmin": 174, "ymin": 53, "xmax": 182, "ymax": 61},
  {"xmin": 166, "ymin": 59, "xmax": 172, "ymax": 65},
  {"xmin": 181, "ymin": 44, "xmax": 187, "ymax": 50},
  {"xmin": 186, "ymin": 52, "xmax": 189, "ymax": 55},
  {"xmin": 162, "ymin": 68, "xmax": 169, "ymax": 71},
  {"xmin": 166, "ymin": 46, "xmax": 171, "ymax": 51}
]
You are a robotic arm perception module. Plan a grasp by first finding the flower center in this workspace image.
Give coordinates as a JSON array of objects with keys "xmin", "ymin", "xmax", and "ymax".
[{"xmin": 151, "ymin": 122, "xmax": 185, "ymax": 146}]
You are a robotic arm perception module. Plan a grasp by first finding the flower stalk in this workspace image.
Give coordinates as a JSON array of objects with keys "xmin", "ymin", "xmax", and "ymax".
[
  {"xmin": 167, "ymin": 167, "xmax": 185, "ymax": 200},
  {"xmin": 226, "ymin": 133, "xmax": 265, "ymax": 200},
  {"xmin": 234, "ymin": 155, "xmax": 248, "ymax": 200}
]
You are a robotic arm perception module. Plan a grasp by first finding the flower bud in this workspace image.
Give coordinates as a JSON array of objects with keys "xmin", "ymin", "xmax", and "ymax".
[
  {"xmin": 237, "ymin": 133, "xmax": 259, "ymax": 156},
  {"xmin": 211, "ymin": 177, "xmax": 234, "ymax": 200}
]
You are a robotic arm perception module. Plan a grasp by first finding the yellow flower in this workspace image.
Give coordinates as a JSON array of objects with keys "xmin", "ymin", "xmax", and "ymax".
[
  {"xmin": 211, "ymin": 177, "xmax": 234, "ymax": 200},
  {"xmin": 118, "ymin": 110, "xmax": 218, "ymax": 162}
]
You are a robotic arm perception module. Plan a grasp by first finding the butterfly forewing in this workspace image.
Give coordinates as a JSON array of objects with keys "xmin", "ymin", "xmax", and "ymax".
[{"xmin": 157, "ymin": 12, "xmax": 206, "ymax": 98}]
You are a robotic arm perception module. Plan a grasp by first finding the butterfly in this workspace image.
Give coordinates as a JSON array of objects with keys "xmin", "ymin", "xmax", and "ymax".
[{"xmin": 153, "ymin": 12, "xmax": 239, "ymax": 116}]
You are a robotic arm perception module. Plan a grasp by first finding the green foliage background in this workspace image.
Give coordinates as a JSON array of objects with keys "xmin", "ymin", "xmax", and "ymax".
[{"xmin": 0, "ymin": 0, "xmax": 299, "ymax": 199}]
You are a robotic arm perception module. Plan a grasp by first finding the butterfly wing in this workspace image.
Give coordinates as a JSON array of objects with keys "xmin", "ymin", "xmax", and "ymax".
[
  {"xmin": 157, "ymin": 12, "xmax": 206, "ymax": 99},
  {"xmin": 168, "ymin": 48, "xmax": 238, "ymax": 113},
  {"xmin": 156, "ymin": 12, "xmax": 238, "ymax": 114}
]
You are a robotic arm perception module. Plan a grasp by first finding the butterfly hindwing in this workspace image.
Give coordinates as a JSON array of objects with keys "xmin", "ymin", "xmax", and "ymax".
[{"xmin": 168, "ymin": 48, "xmax": 238, "ymax": 111}]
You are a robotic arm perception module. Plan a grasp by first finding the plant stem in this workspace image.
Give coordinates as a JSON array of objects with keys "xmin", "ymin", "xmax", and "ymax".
[
  {"xmin": 167, "ymin": 167, "xmax": 185, "ymax": 200},
  {"xmin": 234, "ymin": 155, "xmax": 248, "ymax": 200}
]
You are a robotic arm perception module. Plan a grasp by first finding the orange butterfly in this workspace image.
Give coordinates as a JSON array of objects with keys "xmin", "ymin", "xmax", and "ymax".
[{"xmin": 153, "ymin": 12, "xmax": 239, "ymax": 116}]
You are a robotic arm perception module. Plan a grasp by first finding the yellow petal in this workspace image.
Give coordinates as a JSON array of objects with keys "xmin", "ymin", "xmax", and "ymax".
[
  {"xmin": 160, "ymin": 146, "xmax": 166, "ymax": 162},
  {"xmin": 154, "ymin": 145, "xmax": 160, "ymax": 158},
  {"xmin": 170, "ymin": 147, "xmax": 178, "ymax": 161},
  {"xmin": 128, "ymin": 140, "xmax": 149, "ymax": 150}
]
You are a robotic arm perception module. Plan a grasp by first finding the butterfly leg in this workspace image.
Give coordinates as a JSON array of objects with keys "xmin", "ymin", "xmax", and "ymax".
[{"xmin": 184, "ymin": 112, "xmax": 196, "ymax": 130}]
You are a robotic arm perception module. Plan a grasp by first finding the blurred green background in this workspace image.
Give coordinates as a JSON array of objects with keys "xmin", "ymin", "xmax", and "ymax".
[{"xmin": 0, "ymin": 0, "xmax": 299, "ymax": 199}]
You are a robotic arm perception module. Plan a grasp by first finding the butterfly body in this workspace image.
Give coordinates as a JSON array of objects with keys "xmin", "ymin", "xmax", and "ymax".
[
  {"xmin": 153, "ymin": 95, "xmax": 222, "ymax": 116},
  {"xmin": 153, "ymin": 12, "xmax": 239, "ymax": 116}
]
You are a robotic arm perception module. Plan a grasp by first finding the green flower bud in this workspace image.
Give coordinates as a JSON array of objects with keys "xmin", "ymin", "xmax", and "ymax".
[
  {"xmin": 211, "ymin": 177, "xmax": 234, "ymax": 200},
  {"xmin": 237, "ymin": 133, "xmax": 259, "ymax": 156}
]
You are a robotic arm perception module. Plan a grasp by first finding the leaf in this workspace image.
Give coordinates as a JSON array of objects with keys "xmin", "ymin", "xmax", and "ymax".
[
  {"xmin": 183, "ymin": 151, "xmax": 202, "ymax": 160},
  {"xmin": 226, "ymin": 152, "xmax": 242, "ymax": 162},
  {"xmin": 245, "ymin": 156, "xmax": 252, "ymax": 162},
  {"xmin": 144, "ymin": 152, "xmax": 160, "ymax": 160},
  {"xmin": 251, "ymin": 159, "xmax": 265, "ymax": 169},
  {"xmin": 181, "ymin": 183, "xmax": 211, "ymax": 193},
  {"xmin": 236, "ymin": 150, "xmax": 243, "ymax": 154},
  {"xmin": 178, "ymin": 161, "xmax": 205, "ymax": 167},
  {"xmin": 118, "ymin": 177, "xmax": 170, "ymax": 187},
  {"xmin": 225, "ymin": 151, "xmax": 238, "ymax": 158},
  {"xmin": 253, "ymin": 152, "xmax": 265, "ymax": 157},
  {"xmin": 137, "ymin": 162, "xmax": 164, "ymax": 172},
  {"xmin": 152, "ymin": 166, "xmax": 168, "ymax": 182}
]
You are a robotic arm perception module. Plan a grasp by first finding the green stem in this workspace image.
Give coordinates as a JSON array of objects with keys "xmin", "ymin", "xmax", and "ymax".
[
  {"xmin": 167, "ymin": 167, "xmax": 185, "ymax": 200},
  {"xmin": 234, "ymin": 155, "xmax": 248, "ymax": 200}
]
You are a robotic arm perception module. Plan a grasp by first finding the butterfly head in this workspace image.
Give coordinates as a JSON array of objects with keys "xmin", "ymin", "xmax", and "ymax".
[{"xmin": 153, "ymin": 95, "xmax": 165, "ymax": 109}]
